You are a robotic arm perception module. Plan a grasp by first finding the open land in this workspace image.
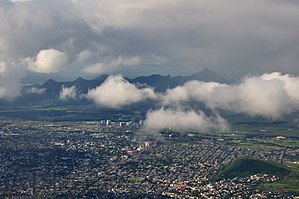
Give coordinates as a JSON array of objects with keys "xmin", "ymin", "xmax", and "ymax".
[{"xmin": 0, "ymin": 107, "xmax": 299, "ymax": 198}]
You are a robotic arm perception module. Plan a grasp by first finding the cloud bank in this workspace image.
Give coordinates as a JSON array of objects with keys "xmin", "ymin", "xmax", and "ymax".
[
  {"xmin": 163, "ymin": 72, "xmax": 299, "ymax": 119},
  {"xmin": 142, "ymin": 72, "xmax": 299, "ymax": 132},
  {"xmin": 86, "ymin": 75, "xmax": 156, "ymax": 108},
  {"xmin": 79, "ymin": 72, "xmax": 299, "ymax": 132},
  {"xmin": 143, "ymin": 108, "xmax": 229, "ymax": 133}
]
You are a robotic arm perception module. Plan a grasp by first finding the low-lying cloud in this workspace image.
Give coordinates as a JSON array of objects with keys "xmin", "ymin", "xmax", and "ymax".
[
  {"xmin": 80, "ymin": 72, "xmax": 299, "ymax": 121},
  {"xmin": 86, "ymin": 75, "xmax": 156, "ymax": 108},
  {"xmin": 143, "ymin": 108, "xmax": 229, "ymax": 133},
  {"xmin": 163, "ymin": 72, "xmax": 299, "ymax": 119},
  {"xmin": 143, "ymin": 72, "xmax": 299, "ymax": 132},
  {"xmin": 59, "ymin": 85, "xmax": 77, "ymax": 101},
  {"xmin": 26, "ymin": 87, "xmax": 46, "ymax": 95}
]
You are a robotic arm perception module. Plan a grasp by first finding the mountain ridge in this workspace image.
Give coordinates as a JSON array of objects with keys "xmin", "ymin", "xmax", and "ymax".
[{"xmin": 11, "ymin": 68, "xmax": 228, "ymax": 105}]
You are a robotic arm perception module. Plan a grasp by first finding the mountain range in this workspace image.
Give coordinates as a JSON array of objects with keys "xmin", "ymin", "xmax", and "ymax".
[{"xmin": 12, "ymin": 68, "xmax": 228, "ymax": 106}]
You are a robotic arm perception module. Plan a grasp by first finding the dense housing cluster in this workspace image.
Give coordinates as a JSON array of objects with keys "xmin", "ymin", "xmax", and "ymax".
[{"xmin": 0, "ymin": 119, "xmax": 297, "ymax": 198}]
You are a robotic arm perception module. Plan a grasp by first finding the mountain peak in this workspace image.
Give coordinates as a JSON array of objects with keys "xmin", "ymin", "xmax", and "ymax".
[
  {"xmin": 72, "ymin": 77, "xmax": 88, "ymax": 84},
  {"xmin": 75, "ymin": 77, "xmax": 84, "ymax": 81},
  {"xmin": 41, "ymin": 79, "xmax": 59, "ymax": 87},
  {"xmin": 44, "ymin": 79, "xmax": 57, "ymax": 83},
  {"xmin": 202, "ymin": 67, "xmax": 213, "ymax": 73},
  {"xmin": 187, "ymin": 68, "xmax": 228, "ymax": 84}
]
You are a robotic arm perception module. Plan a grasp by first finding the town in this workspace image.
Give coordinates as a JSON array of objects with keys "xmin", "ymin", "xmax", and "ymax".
[{"xmin": 0, "ymin": 118, "xmax": 298, "ymax": 198}]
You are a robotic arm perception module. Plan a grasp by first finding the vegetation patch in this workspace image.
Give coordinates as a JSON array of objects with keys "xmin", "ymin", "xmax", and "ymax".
[
  {"xmin": 212, "ymin": 157, "xmax": 290, "ymax": 181},
  {"xmin": 212, "ymin": 156, "xmax": 299, "ymax": 194},
  {"xmin": 261, "ymin": 171, "xmax": 299, "ymax": 195}
]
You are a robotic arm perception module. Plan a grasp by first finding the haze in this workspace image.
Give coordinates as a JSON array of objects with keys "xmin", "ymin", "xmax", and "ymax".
[
  {"xmin": 1, "ymin": 0, "xmax": 299, "ymax": 132},
  {"xmin": 1, "ymin": 0, "xmax": 299, "ymax": 80}
]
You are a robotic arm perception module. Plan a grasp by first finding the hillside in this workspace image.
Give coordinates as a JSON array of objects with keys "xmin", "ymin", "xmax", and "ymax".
[{"xmin": 212, "ymin": 157, "xmax": 290, "ymax": 181}]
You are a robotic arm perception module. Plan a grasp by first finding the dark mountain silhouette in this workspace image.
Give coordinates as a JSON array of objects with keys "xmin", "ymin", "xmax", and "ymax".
[
  {"xmin": 40, "ymin": 79, "xmax": 63, "ymax": 97},
  {"xmin": 130, "ymin": 68, "xmax": 228, "ymax": 92},
  {"xmin": 10, "ymin": 68, "xmax": 228, "ymax": 105},
  {"xmin": 184, "ymin": 67, "xmax": 228, "ymax": 83},
  {"xmin": 129, "ymin": 74, "xmax": 174, "ymax": 92},
  {"xmin": 62, "ymin": 74, "xmax": 109, "ymax": 94}
]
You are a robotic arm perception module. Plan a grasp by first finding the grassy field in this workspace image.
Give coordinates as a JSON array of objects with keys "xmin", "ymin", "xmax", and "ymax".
[
  {"xmin": 0, "ymin": 105, "xmax": 144, "ymax": 122},
  {"xmin": 228, "ymin": 140, "xmax": 282, "ymax": 150},
  {"xmin": 231, "ymin": 123, "xmax": 299, "ymax": 138},
  {"xmin": 217, "ymin": 121, "xmax": 299, "ymax": 152}
]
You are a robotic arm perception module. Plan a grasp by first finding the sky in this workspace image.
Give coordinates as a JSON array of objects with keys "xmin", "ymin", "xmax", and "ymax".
[
  {"xmin": 1, "ymin": 0, "xmax": 299, "ymax": 83},
  {"xmin": 1, "ymin": 0, "xmax": 299, "ymax": 131}
]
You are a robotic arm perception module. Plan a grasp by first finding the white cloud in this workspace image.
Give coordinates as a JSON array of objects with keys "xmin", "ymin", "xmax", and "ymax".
[
  {"xmin": 0, "ymin": 61, "xmax": 24, "ymax": 99},
  {"xmin": 86, "ymin": 75, "xmax": 156, "ymax": 108},
  {"xmin": 163, "ymin": 72, "xmax": 299, "ymax": 119},
  {"xmin": 235, "ymin": 75, "xmax": 290, "ymax": 118},
  {"xmin": 144, "ymin": 72, "xmax": 299, "ymax": 132},
  {"xmin": 26, "ymin": 49, "xmax": 68, "ymax": 74},
  {"xmin": 261, "ymin": 72, "xmax": 299, "ymax": 104},
  {"xmin": 26, "ymin": 87, "xmax": 46, "ymax": 94},
  {"xmin": 59, "ymin": 85, "xmax": 77, "ymax": 101},
  {"xmin": 162, "ymin": 81, "xmax": 224, "ymax": 106},
  {"xmin": 143, "ymin": 108, "xmax": 229, "ymax": 133}
]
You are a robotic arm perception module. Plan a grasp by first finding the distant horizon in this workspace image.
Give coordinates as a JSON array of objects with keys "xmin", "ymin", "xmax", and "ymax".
[
  {"xmin": 22, "ymin": 67, "xmax": 299, "ymax": 85},
  {"xmin": 22, "ymin": 67, "xmax": 215, "ymax": 84}
]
